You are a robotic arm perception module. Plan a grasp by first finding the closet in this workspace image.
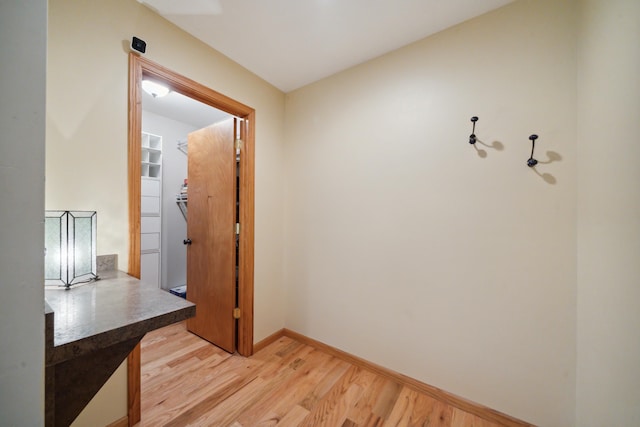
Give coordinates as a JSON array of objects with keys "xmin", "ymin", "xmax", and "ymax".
[{"xmin": 139, "ymin": 92, "xmax": 232, "ymax": 295}]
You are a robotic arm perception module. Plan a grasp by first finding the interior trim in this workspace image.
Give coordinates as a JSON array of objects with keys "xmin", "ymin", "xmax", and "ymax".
[{"xmin": 127, "ymin": 52, "xmax": 255, "ymax": 425}]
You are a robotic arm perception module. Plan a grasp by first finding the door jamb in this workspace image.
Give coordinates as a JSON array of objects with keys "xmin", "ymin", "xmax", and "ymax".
[{"xmin": 126, "ymin": 53, "xmax": 255, "ymax": 425}]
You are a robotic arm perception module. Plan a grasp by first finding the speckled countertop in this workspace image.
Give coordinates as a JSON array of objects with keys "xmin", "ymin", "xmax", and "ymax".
[{"xmin": 45, "ymin": 270, "xmax": 195, "ymax": 365}]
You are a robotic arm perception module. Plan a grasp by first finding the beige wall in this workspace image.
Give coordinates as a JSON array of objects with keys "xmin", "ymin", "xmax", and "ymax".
[
  {"xmin": 576, "ymin": 0, "xmax": 640, "ymax": 425},
  {"xmin": 47, "ymin": 0, "xmax": 286, "ymax": 424},
  {"xmin": 284, "ymin": 1, "xmax": 577, "ymax": 425},
  {"xmin": 45, "ymin": 0, "xmax": 640, "ymax": 425},
  {"xmin": 70, "ymin": 363, "xmax": 127, "ymax": 427},
  {"xmin": 0, "ymin": 1, "xmax": 46, "ymax": 425}
]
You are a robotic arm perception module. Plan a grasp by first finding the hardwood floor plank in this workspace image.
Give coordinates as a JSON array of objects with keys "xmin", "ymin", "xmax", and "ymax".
[
  {"xmin": 235, "ymin": 349, "xmax": 332, "ymax": 425},
  {"xmin": 141, "ymin": 349, "xmax": 235, "ymax": 404},
  {"xmin": 359, "ymin": 413, "xmax": 385, "ymax": 426},
  {"xmin": 141, "ymin": 353, "xmax": 262, "ymax": 424},
  {"xmin": 142, "ymin": 372, "xmax": 247, "ymax": 426},
  {"xmin": 189, "ymin": 345, "xmax": 318, "ymax": 426},
  {"xmin": 383, "ymin": 386, "xmax": 415, "ymax": 426},
  {"xmin": 189, "ymin": 376, "xmax": 267, "ymax": 426},
  {"xmin": 298, "ymin": 365, "xmax": 365, "ymax": 426},
  {"xmin": 372, "ymin": 379, "xmax": 404, "ymax": 421},
  {"xmin": 254, "ymin": 342, "xmax": 316, "ymax": 382},
  {"xmin": 165, "ymin": 343, "xmax": 313, "ymax": 426},
  {"xmin": 276, "ymin": 404, "xmax": 310, "ymax": 427},
  {"xmin": 151, "ymin": 364, "xmax": 260, "ymax": 426},
  {"xmin": 250, "ymin": 354, "xmax": 347, "ymax": 426},
  {"xmin": 142, "ymin": 331, "xmax": 215, "ymax": 374},
  {"xmin": 274, "ymin": 339, "xmax": 304, "ymax": 358},
  {"xmin": 141, "ymin": 322, "xmax": 200, "ymax": 357},
  {"xmin": 136, "ymin": 323, "xmax": 522, "ymax": 427},
  {"xmin": 386, "ymin": 386, "xmax": 453, "ymax": 427},
  {"xmin": 298, "ymin": 358, "xmax": 351, "ymax": 411},
  {"xmin": 142, "ymin": 341, "xmax": 224, "ymax": 389},
  {"xmin": 345, "ymin": 374, "xmax": 388, "ymax": 425},
  {"xmin": 415, "ymin": 393, "xmax": 454, "ymax": 426}
]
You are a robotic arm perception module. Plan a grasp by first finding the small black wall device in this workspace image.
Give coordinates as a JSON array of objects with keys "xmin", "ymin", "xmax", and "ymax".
[{"xmin": 131, "ymin": 37, "xmax": 146, "ymax": 54}]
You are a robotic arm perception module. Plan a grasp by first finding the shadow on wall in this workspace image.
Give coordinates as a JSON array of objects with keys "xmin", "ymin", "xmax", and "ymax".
[
  {"xmin": 530, "ymin": 150, "xmax": 562, "ymax": 185},
  {"xmin": 472, "ymin": 138, "xmax": 505, "ymax": 158},
  {"xmin": 469, "ymin": 135, "xmax": 562, "ymax": 185}
]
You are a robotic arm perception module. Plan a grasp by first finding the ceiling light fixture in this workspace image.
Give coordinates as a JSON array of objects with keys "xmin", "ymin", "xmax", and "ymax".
[{"xmin": 142, "ymin": 79, "xmax": 170, "ymax": 98}]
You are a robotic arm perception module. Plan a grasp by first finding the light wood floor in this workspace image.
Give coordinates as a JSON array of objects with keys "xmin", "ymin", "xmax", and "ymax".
[{"xmin": 137, "ymin": 322, "xmax": 502, "ymax": 426}]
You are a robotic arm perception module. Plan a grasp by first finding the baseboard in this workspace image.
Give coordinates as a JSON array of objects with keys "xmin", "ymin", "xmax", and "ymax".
[
  {"xmin": 266, "ymin": 328, "xmax": 534, "ymax": 427},
  {"xmin": 253, "ymin": 328, "xmax": 286, "ymax": 353},
  {"xmin": 105, "ymin": 415, "xmax": 128, "ymax": 427}
]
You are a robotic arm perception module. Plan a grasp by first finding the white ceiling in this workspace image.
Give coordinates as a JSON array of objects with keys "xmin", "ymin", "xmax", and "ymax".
[
  {"xmin": 138, "ymin": 0, "xmax": 515, "ymax": 93},
  {"xmin": 142, "ymin": 89, "xmax": 231, "ymax": 129}
]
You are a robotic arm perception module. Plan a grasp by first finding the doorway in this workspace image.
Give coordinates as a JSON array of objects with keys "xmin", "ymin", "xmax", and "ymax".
[
  {"xmin": 127, "ymin": 53, "xmax": 255, "ymax": 425},
  {"xmin": 139, "ymin": 86, "xmax": 232, "ymax": 296}
]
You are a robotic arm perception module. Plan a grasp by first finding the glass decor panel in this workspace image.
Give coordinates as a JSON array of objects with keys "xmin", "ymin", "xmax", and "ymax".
[
  {"xmin": 73, "ymin": 216, "xmax": 92, "ymax": 276},
  {"xmin": 44, "ymin": 214, "xmax": 64, "ymax": 280},
  {"xmin": 45, "ymin": 211, "xmax": 97, "ymax": 288}
]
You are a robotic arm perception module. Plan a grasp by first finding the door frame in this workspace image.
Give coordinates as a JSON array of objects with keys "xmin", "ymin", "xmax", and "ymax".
[{"xmin": 126, "ymin": 53, "xmax": 255, "ymax": 425}]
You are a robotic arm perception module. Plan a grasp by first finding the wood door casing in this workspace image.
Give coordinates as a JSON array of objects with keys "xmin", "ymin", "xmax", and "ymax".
[
  {"xmin": 128, "ymin": 53, "xmax": 255, "ymax": 426},
  {"xmin": 186, "ymin": 119, "xmax": 237, "ymax": 353}
]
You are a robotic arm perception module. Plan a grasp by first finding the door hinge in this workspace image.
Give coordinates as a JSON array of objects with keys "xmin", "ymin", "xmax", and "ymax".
[
  {"xmin": 235, "ymin": 223, "xmax": 240, "ymax": 235},
  {"xmin": 233, "ymin": 307, "xmax": 241, "ymax": 319},
  {"xmin": 235, "ymin": 139, "xmax": 243, "ymax": 152}
]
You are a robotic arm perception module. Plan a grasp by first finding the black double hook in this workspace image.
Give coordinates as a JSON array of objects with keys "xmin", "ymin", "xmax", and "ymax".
[
  {"xmin": 527, "ymin": 134, "xmax": 539, "ymax": 167},
  {"xmin": 468, "ymin": 118, "xmax": 543, "ymax": 168},
  {"xmin": 469, "ymin": 116, "xmax": 478, "ymax": 144}
]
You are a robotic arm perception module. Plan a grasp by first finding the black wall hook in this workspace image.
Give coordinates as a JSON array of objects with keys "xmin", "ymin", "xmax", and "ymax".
[
  {"xmin": 527, "ymin": 134, "xmax": 539, "ymax": 167},
  {"xmin": 469, "ymin": 116, "xmax": 478, "ymax": 144}
]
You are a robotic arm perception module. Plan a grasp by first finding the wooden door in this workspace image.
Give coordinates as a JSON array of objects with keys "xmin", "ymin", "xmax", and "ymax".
[{"xmin": 186, "ymin": 118, "xmax": 236, "ymax": 353}]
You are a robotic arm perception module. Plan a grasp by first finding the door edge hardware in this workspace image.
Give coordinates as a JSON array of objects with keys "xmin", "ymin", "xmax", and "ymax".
[
  {"xmin": 233, "ymin": 308, "xmax": 241, "ymax": 319},
  {"xmin": 183, "ymin": 238, "xmax": 192, "ymax": 245}
]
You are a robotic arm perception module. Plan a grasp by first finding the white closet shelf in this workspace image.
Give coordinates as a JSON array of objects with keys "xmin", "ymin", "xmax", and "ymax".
[
  {"xmin": 141, "ymin": 131, "xmax": 162, "ymax": 288},
  {"xmin": 177, "ymin": 140, "xmax": 188, "ymax": 155},
  {"xmin": 176, "ymin": 196, "xmax": 187, "ymax": 221}
]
